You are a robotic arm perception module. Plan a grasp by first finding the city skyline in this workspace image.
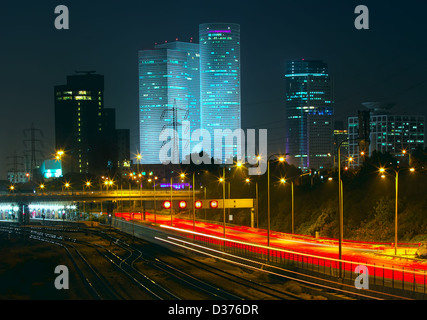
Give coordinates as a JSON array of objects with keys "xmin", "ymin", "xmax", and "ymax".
[{"xmin": 1, "ymin": 1, "xmax": 427, "ymax": 178}]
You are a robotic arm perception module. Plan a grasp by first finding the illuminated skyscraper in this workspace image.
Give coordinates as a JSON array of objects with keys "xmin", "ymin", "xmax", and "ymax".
[
  {"xmin": 348, "ymin": 103, "xmax": 425, "ymax": 167},
  {"xmin": 138, "ymin": 41, "xmax": 199, "ymax": 164},
  {"xmin": 199, "ymin": 23, "xmax": 241, "ymax": 161},
  {"xmin": 285, "ymin": 60, "xmax": 334, "ymax": 170}
]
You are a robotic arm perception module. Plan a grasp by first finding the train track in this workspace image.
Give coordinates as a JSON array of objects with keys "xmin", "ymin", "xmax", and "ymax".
[
  {"xmin": 0, "ymin": 223, "xmax": 302, "ymax": 300},
  {"xmin": 81, "ymin": 227, "xmax": 302, "ymax": 300},
  {"xmin": 0, "ymin": 224, "xmax": 178, "ymax": 299},
  {"xmin": 1, "ymin": 221, "xmax": 418, "ymax": 300}
]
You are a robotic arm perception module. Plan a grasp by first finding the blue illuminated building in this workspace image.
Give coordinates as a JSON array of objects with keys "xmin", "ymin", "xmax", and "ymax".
[
  {"xmin": 40, "ymin": 159, "xmax": 63, "ymax": 179},
  {"xmin": 138, "ymin": 41, "xmax": 199, "ymax": 164},
  {"xmin": 285, "ymin": 60, "xmax": 334, "ymax": 170},
  {"xmin": 199, "ymin": 23, "xmax": 241, "ymax": 161}
]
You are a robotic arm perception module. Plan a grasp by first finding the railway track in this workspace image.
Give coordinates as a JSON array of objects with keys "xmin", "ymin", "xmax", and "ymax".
[
  {"xmin": 1, "ymin": 223, "xmax": 300, "ymax": 300},
  {"xmin": 82, "ymin": 227, "xmax": 300, "ymax": 300},
  {"xmin": 0, "ymin": 221, "xmax": 418, "ymax": 300}
]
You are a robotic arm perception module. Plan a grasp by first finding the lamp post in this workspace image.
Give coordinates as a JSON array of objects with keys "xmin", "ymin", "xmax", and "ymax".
[
  {"xmin": 280, "ymin": 178, "xmax": 295, "ymax": 234},
  {"xmin": 336, "ymin": 139, "xmax": 348, "ymax": 279},
  {"xmin": 170, "ymin": 176, "xmax": 173, "ymax": 226},
  {"xmin": 267, "ymin": 154, "xmax": 287, "ymax": 247},
  {"xmin": 192, "ymin": 172, "xmax": 195, "ymax": 232},
  {"xmin": 245, "ymin": 177, "xmax": 259, "ymax": 229},
  {"xmin": 181, "ymin": 172, "xmax": 196, "ymax": 233},
  {"xmin": 219, "ymin": 167, "xmax": 226, "ymax": 238},
  {"xmin": 380, "ymin": 166, "xmax": 415, "ymax": 255}
]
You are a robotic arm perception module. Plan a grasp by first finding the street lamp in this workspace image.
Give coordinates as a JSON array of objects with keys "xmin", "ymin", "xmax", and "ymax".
[
  {"xmin": 39, "ymin": 184, "xmax": 45, "ymax": 195},
  {"xmin": 379, "ymin": 166, "xmax": 415, "ymax": 255},
  {"xmin": 267, "ymin": 154, "xmax": 287, "ymax": 247},
  {"xmin": 336, "ymin": 138, "xmax": 349, "ymax": 278},
  {"xmin": 279, "ymin": 178, "xmax": 295, "ymax": 234},
  {"xmin": 244, "ymin": 177, "xmax": 259, "ymax": 228},
  {"xmin": 180, "ymin": 171, "xmax": 196, "ymax": 231},
  {"xmin": 219, "ymin": 167, "xmax": 226, "ymax": 238},
  {"xmin": 55, "ymin": 150, "xmax": 64, "ymax": 161},
  {"xmin": 279, "ymin": 171, "xmax": 311, "ymax": 234}
]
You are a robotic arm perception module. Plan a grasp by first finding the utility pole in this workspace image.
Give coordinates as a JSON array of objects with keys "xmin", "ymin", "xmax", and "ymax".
[
  {"xmin": 7, "ymin": 151, "xmax": 24, "ymax": 183},
  {"xmin": 23, "ymin": 123, "xmax": 44, "ymax": 182},
  {"xmin": 160, "ymin": 99, "xmax": 189, "ymax": 163}
]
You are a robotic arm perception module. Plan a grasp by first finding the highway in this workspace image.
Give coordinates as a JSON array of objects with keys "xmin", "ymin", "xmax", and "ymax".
[{"xmin": 115, "ymin": 211, "xmax": 427, "ymax": 294}]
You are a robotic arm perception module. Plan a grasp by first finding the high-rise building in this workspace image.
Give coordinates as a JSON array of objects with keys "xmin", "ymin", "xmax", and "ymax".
[
  {"xmin": 334, "ymin": 121, "xmax": 349, "ymax": 166},
  {"xmin": 138, "ymin": 41, "xmax": 199, "ymax": 164},
  {"xmin": 54, "ymin": 72, "xmax": 129, "ymax": 176},
  {"xmin": 116, "ymin": 129, "xmax": 131, "ymax": 170},
  {"xmin": 199, "ymin": 23, "xmax": 241, "ymax": 161},
  {"xmin": 285, "ymin": 60, "xmax": 334, "ymax": 170},
  {"xmin": 348, "ymin": 103, "xmax": 425, "ymax": 167}
]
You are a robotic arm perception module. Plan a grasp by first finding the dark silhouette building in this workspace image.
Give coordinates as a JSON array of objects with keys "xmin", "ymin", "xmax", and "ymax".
[{"xmin": 54, "ymin": 72, "xmax": 129, "ymax": 176}]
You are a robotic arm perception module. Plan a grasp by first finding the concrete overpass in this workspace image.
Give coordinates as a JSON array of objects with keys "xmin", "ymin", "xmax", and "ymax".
[{"xmin": 0, "ymin": 189, "xmax": 196, "ymax": 202}]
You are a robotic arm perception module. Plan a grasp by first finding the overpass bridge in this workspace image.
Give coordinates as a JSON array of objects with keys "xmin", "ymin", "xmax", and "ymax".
[{"xmin": 0, "ymin": 189, "xmax": 195, "ymax": 202}]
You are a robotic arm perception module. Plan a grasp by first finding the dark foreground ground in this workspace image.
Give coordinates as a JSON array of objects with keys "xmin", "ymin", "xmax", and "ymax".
[{"xmin": 0, "ymin": 237, "xmax": 82, "ymax": 299}]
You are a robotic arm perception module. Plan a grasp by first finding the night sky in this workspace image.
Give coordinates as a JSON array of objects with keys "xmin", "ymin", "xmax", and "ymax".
[{"xmin": 1, "ymin": 0, "xmax": 426, "ymax": 178}]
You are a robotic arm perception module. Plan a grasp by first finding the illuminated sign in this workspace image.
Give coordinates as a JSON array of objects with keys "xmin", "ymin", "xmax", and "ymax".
[
  {"xmin": 162, "ymin": 200, "xmax": 172, "ymax": 209},
  {"xmin": 209, "ymin": 200, "xmax": 219, "ymax": 209},
  {"xmin": 178, "ymin": 201, "xmax": 187, "ymax": 209},
  {"xmin": 160, "ymin": 183, "xmax": 191, "ymax": 190}
]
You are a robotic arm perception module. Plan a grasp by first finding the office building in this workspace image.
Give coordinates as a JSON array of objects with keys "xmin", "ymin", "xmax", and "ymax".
[
  {"xmin": 138, "ymin": 41, "xmax": 199, "ymax": 164},
  {"xmin": 348, "ymin": 103, "xmax": 425, "ymax": 167},
  {"xmin": 285, "ymin": 60, "xmax": 334, "ymax": 170},
  {"xmin": 54, "ymin": 72, "xmax": 129, "ymax": 176},
  {"xmin": 334, "ymin": 121, "xmax": 349, "ymax": 166},
  {"xmin": 199, "ymin": 23, "xmax": 241, "ymax": 161}
]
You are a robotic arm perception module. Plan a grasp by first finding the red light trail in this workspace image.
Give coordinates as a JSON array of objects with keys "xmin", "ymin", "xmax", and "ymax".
[{"xmin": 115, "ymin": 211, "xmax": 427, "ymax": 286}]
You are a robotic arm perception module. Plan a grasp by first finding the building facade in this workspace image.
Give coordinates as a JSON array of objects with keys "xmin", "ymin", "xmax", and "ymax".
[
  {"xmin": 54, "ymin": 72, "xmax": 129, "ymax": 176},
  {"xmin": 285, "ymin": 60, "xmax": 334, "ymax": 170},
  {"xmin": 348, "ymin": 111, "xmax": 425, "ymax": 167},
  {"xmin": 334, "ymin": 120, "xmax": 349, "ymax": 167},
  {"xmin": 199, "ymin": 23, "xmax": 241, "ymax": 162},
  {"xmin": 138, "ymin": 41, "xmax": 199, "ymax": 164}
]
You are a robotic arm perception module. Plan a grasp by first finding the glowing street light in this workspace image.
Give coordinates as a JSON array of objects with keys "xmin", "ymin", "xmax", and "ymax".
[
  {"xmin": 56, "ymin": 150, "xmax": 64, "ymax": 159},
  {"xmin": 267, "ymin": 154, "xmax": 287, "ymax": 247},
  {"xmin": 220, "ymin": 167, "xmax": 226, "ymax": 238},
  {"xmin": 379, "ymin": 166, "xmax": 415, "ymax": 255}
]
